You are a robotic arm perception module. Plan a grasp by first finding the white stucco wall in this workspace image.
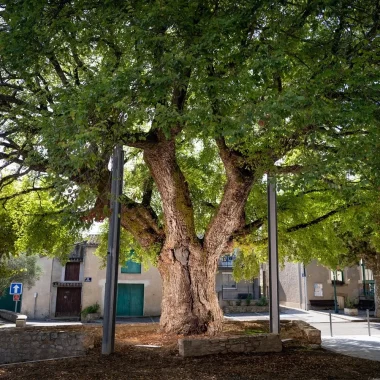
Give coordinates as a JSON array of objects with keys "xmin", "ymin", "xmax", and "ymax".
[{"xmin": 21, "ymin": 257, "xmax": 53, "ymax": 319}]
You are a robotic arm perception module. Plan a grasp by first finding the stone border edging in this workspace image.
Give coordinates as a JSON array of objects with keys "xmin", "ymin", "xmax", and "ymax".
[
  {"xmin": 179, "ymin": 333, "xmax": 282, "ymax": 357},
  {"xmin": 0, "ymin": 309, "xmax": 27, "ymax": 327}
]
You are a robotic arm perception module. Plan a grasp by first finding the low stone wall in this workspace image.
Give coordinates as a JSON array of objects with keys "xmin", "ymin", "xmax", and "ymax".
[
  {"xmin": 0, "ymin": 326, "xmax": 95, "ymax": 364},
  {"xmin": 0, "ymin": 309, "xmax": 27, "ymax": 327},
  {"xmin": 178, "ymin": 333, "xmax": 282, "ymax": 357},
  {"xmin": 291, "ymin": 320, "xmax": 321, "ymax": 344},
  {"xmin": 223, "ymin": 305, "xmax": 269, "ymax": 313}
]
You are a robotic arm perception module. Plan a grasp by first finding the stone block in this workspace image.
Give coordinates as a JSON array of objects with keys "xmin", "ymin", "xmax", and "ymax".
[{"xmin": 179, "ymin": 333, "xmax": 282, "ymax": 357}]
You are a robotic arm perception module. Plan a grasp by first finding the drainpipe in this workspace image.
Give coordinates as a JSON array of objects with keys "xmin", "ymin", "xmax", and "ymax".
[
  {"xmin": 298, "ymin": 263, "xmax": 303, "ymax": 309},
  {"xmin": 303, "ymin": 264, "xmax": 308, "ymax": 311},
  {"xmin": 361, "ymin": 259, "xmax": 366, "ymax": 297}
]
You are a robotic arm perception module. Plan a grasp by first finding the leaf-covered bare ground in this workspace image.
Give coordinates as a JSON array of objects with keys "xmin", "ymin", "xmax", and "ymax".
[{"xmin": 1, "ymin": 322, "xmax": 379, "ymax": 380}]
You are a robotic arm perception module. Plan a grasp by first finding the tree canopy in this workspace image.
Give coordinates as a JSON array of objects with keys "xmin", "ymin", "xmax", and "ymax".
[{"xmin": 1, "ymin": 0, "xmax": 379, "ymax": 333}]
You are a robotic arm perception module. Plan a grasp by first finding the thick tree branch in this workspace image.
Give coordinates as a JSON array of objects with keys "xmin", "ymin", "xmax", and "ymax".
[
  {"xmin": 276, "ymin": 164, "xmax": 304, "ymax": 174},
  {"xmin": 286, "ymin": 203, "xmax": 359, "ymax": 233},
  {"xmin": 143, "ymin": 138, "xmax": 198, "ymax": 249},
  {"xmin": 47, "ymin": 53, "xmax": 69, "ymax": 86},
  {"xmin": 233, "ymin": 217, "xmax": 265, "ymax": 238},
  {"xmin": 0, "ymin": 186, "xmax": 54, "ymax": 205},
  {"xmin": 204, "ymin": 137, "xmax": 254, "ymax": 255},
  {"xmin": 142, "ymin": 176, "xmax": 154, "ymax": 207},
  {"xmin": 121, "ymin": 130, "xmax": 159, "ymax": 149}
]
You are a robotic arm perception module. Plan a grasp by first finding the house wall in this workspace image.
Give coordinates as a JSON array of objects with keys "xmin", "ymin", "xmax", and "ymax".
[
  {"xmin": 21, "ymin": 245, "xmax": 162, "ymax": 319},
  {"xmin": 307, "ymin": 260, "xmax": 360, "ymax": 307},
  {"xmin": 279, "ymin": 262, "xmax": 304, "ymax": 309},
  {"xmin": 279, "ymin": 259, "xmax": 362, "ymax": 310},
  {"xmin": 21, "ymin": 257, "xmax": 53, "ymax": 319},
  {"xmin": 79, "ymin": 246, "xmax": 162, "ymax": 317}
]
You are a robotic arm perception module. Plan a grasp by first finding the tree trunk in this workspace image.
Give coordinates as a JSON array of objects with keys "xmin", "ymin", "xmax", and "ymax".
[
  {"xmin": 374, "ymin": 274, "xmax": 380, "ymax": 318},
  {"xmin": 158, "ymin": 244, "xmax": 223, "ymax": 335}
]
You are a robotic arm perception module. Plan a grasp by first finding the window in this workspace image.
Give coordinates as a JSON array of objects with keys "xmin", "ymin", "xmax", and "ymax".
[
  {"xmin": 121, "ymin": 260, "xmax": 141, "ymax": 274},
  {"xmin": 64, "ymin": 262, "xmax": 80, "ymax": 281},
  {"xmin": 330, "ymin": 270, "xmax": 343, "ymax": 282},
  {"xmin": 222, "ymin": 273, "xmax": 236, "ymax": 288}
]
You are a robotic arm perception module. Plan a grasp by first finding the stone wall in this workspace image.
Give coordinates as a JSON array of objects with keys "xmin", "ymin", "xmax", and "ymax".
[
  {"xmin": 0, "ymin": 326, "xmax": 95, "ymax": 364},
  {"xmin": 291, "ymin": 320, "xmax": 321, "ymax": 344},
  {"xmin": 178, "ymin": 333, "xmax": 282, "ymax": 357},
  {"xmin": 0, "ymin": 309, "xmax": 27, "ymax": 327}
]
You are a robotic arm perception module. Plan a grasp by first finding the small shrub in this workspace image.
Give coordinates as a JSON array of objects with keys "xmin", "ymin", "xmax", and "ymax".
[
  {"xmin": 227, "ymin": 300, "xmax": 234, "ymax": 306},
  {"xmin": 246, "ymin": 293, "xmax": 252, "ymax": 306},
  {"xmin": 256, "ymin": 296, "xmax": 268, "ymax": 306},
  {"xmin": 344, "ymin": 297, "xmax": 356, "ymax": 309},
  {"xmin": 236, "ymin": 299, "xmax": 242, "ymax": 306},
  {"xmin": 81, "ymin": 302, "xmax": 100, "ymax": 317}
]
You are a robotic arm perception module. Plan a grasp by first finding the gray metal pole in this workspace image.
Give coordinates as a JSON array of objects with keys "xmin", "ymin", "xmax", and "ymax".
[
  {"xmin": 267, "ymin": 176, "xmax": 280, "ymax": 334},
  {"xmin": 333, "ymin": 270, "xmax": 339, "ymax": 313},
  {"xmin": 367, "ymin": 309, "xmax": 371, "ymax": 336},
  {"xmin": 102, "ymin": 145, "xmax": 124, "ymax": 355},
  {"xmin": 329, "ymin": 312, "xmax": 333, "ymax": 337}
]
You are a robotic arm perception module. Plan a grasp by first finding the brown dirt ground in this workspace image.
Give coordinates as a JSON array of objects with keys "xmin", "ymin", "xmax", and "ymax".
[{"xmin": 1, "ymin": 321, "xmax": 379, "ymax": 380}]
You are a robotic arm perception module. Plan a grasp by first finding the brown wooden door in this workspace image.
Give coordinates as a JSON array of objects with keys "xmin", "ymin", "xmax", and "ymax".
[
  {"xmin": 64, "ymin": 262, "xmax": 80, "ymax": 281},
  {"xmin": 55, "ymin": 287, "xmax": 82, "ymax": 317}
]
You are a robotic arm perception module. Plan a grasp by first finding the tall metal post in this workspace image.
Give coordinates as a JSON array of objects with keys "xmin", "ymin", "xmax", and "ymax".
[
  {"xmin": 333, "ymin": 270, "xmax": 339, "ymax": 313},
  {"xmin": 361, "ymin": 259, "xmax": 366, "ymax": 296},
  {"xmin": 267, "ymin": 176, "xmax": 280, "ymax": 334},
  {"xmin": 102, "ymin": 145, "xmax": 124, "ymax": 355}
]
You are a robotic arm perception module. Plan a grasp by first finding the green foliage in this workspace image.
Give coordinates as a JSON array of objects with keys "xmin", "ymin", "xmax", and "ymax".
[
  {"xmin": 245, "ymin": 293, "xmax": 252, "ymax": 306},
  {"xmin": 0, "ymin": 180, "xmax": 82, "ymax": 261},
  {"xmin": 232, "ymin": 247, "xmax": 263, "ymax": 283},
  {"xmin": 81, "ymin": 302, "xmax": 100, "ymax": 317},
  {"xmin": 256, "ymin": 297, "xmax": 268, "ymax": 307},
  {"xmin": 0, "ymin": 0, "xmax": 379, "ymax": 282},
  {"xmin": 94, "ymin": 221, "xmax": 160, "ymax": 269},
  {"xmin": 0, "ymin": 253, "xmax": 42, "ymax": 292},
  {"xmin": 344, "ymin": 297, "xmax": 357, "ymax": 309}
]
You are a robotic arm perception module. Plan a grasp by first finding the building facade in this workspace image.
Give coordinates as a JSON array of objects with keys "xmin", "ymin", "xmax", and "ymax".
[
  {"xmin": 279, "ymin": 259, "xmax": 374, "ymax": 310},
  {"xmin": 21, "ymin": 240, "xmax": 162, "ymax": 319}
]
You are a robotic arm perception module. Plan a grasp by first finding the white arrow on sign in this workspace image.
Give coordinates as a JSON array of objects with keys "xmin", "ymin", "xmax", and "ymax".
[{"xmin": 12, "ymin": 284, "xmax": 20, "ymax": 293}]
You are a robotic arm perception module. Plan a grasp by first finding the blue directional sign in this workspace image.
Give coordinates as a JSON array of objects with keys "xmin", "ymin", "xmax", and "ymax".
[{"xmin": 10, "ymin": 283, "xmax": 23, "ymax": 295}]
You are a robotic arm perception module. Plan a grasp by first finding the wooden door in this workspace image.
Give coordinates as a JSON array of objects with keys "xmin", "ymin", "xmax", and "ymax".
[
  {"xmin": 64, "ymin": 262, "xmax": 80, "ymax": 281},
  {"xmin": 55, "ymin": 287, "xmax": 82, "ymax": 317},
  {"xmin": 116, "ymin": 284, "xmax": 144, "ymax": 316}
]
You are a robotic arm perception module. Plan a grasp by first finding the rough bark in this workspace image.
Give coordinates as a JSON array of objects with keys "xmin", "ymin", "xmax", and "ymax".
[
  {"xmin": 139, "ymin": 135, "xmax": 255, "ymax": 335},
  {"xmin": 158, "ymin": 245, "xmax": 223, "ymax": 335},
  {"xmin": 374, "ymin": 274, "xmax": 380, "ymax": 318},
  {"xmin": 142, "ymin": 136, "xmax": 223, "ymax": 334}
]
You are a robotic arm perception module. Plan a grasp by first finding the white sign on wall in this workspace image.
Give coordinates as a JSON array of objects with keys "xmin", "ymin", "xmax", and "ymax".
[{"xmin": 314, "ymin": 283, "xmax": 323, "ymax": 297}]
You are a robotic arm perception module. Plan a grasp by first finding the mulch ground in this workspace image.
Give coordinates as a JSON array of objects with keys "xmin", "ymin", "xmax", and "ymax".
[{"xmin": 1, "ymin": 321, "xmax": 379, "ymax": 380}]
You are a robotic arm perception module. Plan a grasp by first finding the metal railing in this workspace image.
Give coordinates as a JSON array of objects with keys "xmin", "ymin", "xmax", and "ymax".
[{"xmin": 221, "ymin": 285, "xmax": 253, "ymax": 300}]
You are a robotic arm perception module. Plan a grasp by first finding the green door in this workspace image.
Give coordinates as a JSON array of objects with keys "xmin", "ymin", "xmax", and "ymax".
[{"xmin": 116, "ymin": 284, "xmax": 144, "ymax": 316}]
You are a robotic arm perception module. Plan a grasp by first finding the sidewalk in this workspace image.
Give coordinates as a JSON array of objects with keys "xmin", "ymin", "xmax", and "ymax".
[
  {"xmin": 225, "ymin": 307, "xmax": 380, "ymax": 362},
  {"xmin": 322, "ymin": 336, "xmax": 380, "ymax": 362}
]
